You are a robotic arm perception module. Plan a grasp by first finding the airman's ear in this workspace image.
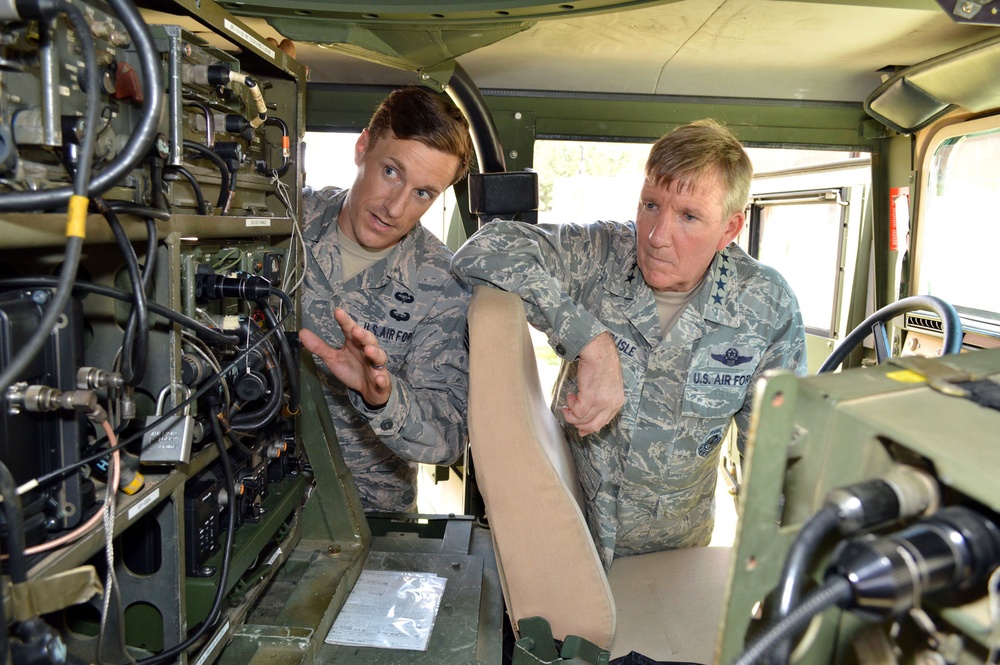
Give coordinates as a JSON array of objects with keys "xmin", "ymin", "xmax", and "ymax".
[
  {"xmin": 717, "ymin": 211, "xmax": 745, "ymax": 250},
  {"xmin": 354, "ymin": 128, "xmax": 370, "ymax": 167}
]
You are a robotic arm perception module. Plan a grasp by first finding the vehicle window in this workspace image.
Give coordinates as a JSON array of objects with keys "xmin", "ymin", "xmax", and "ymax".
[
  {"xmin": 919, "ymin": 119, "xmax": 1000, "ymax": 330},
  {"xmin": 303, "ymin": 130, "xmax": 456, "ymax": 243},
  {"xmin": 751, "ymin": 194, "xmax": 846, "ymax": 337},
  {"xmin": 535, "ymin": 140, "xmax": 651, "ymax": 225}
]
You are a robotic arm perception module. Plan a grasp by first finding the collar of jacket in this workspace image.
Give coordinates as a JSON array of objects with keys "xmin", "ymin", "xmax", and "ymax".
[
  {"xmin": 303, "ymin": 186, "xmax": 426, "ymax": 293},
  {"xmin": 603, "ymin": 222, "xmax": 742, "ymax": 330}
]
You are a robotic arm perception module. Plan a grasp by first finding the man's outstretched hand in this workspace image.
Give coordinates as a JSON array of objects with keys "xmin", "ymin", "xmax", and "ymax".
[{"xmin": 299, "ymin": 308, "xmax": 392, "ymax": 408}]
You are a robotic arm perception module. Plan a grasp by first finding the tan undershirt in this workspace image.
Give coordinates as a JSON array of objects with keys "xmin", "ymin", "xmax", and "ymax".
[
  {"xmin": 338, "ymin": 226, "xmax": 393, "ymax": 283},
  {"xmin": 651, "ymin": 271, "xmax": 708, "ymax": 335}
]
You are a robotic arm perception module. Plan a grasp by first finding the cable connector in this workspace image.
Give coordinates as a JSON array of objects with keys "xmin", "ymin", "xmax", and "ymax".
[
  {"xmin": 824, "ymin": 465, "xmax": 939, "ymax": 534},
  {"xmin": 77, "ymin": 366, "xmax": 125, "ymax": 392},
  {"xmin": 195, "ymin": 270, "xmax": 272, "ymax": 302},
  {"xmin": 6, "ymin": 383, "xmax": 97, "ymax": 416},
  {"xmin": 827, "ymin": 506, "xmax": 1000, "ymax": 619},
  {"xmin": 182, "ymin": 63, "xmax": 234, "ymax": 87}
]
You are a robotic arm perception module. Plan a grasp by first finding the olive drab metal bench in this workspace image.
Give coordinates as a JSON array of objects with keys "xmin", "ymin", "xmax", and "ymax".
[{"xmin": 467, "ymin": 285, "xmax": 732, "ymax": 664}]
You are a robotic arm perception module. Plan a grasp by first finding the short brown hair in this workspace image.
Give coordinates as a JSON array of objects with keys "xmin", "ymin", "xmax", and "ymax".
[
  {"xmin": 367, "ymin": 87, "xmax": 474, "ymax": 185},
  {"xmin": 645, "ymin": 119, "xmax": 752, "ymax": 220}
]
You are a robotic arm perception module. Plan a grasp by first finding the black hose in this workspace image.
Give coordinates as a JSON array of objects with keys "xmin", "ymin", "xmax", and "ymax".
[
  {"xmin": 104, "ymin": 200, "xmax": 171, "ymax": 221},
  {"xmin": 260, "ymin": 296, "xmax": 298, "ymax": 413},
  {"xmin": 96, "ymin": 201, "xmax": 149, "ymax": 386},
  {"xmin": 0, "ymin": 277, "xmax": 238, "ymax": 345},
  {"xmin": 102, "ymin": 205, "xmax": 158, "ymax": 289},
  {"xmin": 56, "ymin": 1, "xmax": 99, "ymax": 198},
  {"xmin": 164, "ymin": 165, "xmax": 208, "ymax": 215},
  {"xmin": 224, "ymin": 160, "xmax": 238, "ymax": 213},
  {"xmin": 0, "ymin": 461, "xmax": 28, "ymax": 585},
  {"xmin": 142, "ymin": 217, "xmax": 157, "ymax": 291},
  {"xmin": 183, "ymin": 140, "xmax": 231, "ymax": 212},
  {"xmin": 149, "ymin": 156, "xmax": 167, "ymax": 211},
  {"xmin": 229, "ymin": 340, "xmax": 284, "ymax": 430},
  {"xmin": 729, "ymin": 576, "xmax": 853, "ymax": 665},
  {"xmin": 766, "ymin": 505, "xmax": 840, "ymax": 665},
  {"xmin": 137, "ymin": 406, "xmax": 237, "ymax": 665},
  {"xmin": 0, "ymin": 0, "xmax": 163, "ymax": 211},
  {"xmin": 818, "ymin": 295, "xmax": 963, "ymax": 373}
]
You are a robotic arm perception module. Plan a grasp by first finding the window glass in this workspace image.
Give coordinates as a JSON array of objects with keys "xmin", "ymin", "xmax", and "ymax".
[
  {"xmin": 303, "ymin": 130, "xmax": 455, "ymax": 242},
  {"xmin": 535, "ymin": 142, "xmax": 650, "ymax": 225},
  {"xmin": 920, "ymin": 126, "xmax": 1000, "ymax": 323},
  {"xmin": 756, "ymin": 200, "xmax": 843, "ymax": 335}
]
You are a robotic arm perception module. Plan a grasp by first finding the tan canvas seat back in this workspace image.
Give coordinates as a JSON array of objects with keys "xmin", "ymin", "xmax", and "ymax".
[{"xmin": 467, "ymin": 285, "xmax": 616, "ymax": 648}]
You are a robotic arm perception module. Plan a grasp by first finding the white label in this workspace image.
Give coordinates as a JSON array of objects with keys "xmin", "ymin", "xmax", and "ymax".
[
  {"xmin": 246, "ymin": 218, "xmax": 271, "ymax": 228},
  {"xmin": 58, "ymin": 86, "xmax": 71, "ymax": 97},
  {"xmin": 128, "ymin": 487, "xmax": 160, "ymax": 521},
  {"xmin": 224, "ymin": 19, "xmax": 276, "ymax": 59},
  {"xmin": 194, "ymin": 621, "xmax": 231, "ymax": 665}
]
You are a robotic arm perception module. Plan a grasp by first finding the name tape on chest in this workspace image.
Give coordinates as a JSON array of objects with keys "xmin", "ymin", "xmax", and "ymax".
[
  {"xmin": 363, "ymin": 321, "xmax": 413, "ymax": 344},
  {"xmin": 688, "ymin": 345, "xmax": 759, "ymax": 387}
]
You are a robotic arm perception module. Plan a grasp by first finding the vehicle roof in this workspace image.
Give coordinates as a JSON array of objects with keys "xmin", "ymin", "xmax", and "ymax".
[{"xmin": 205, "ymin": 0, "xmax": 1000, "ymax": 103}]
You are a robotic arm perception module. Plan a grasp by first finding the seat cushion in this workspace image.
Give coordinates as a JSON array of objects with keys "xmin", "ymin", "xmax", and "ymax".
[
  {"xmin": 468, "ymin": 286, "xmax": 616, "ymax": 648},
  {"xmin": 608, "ymin": 546, "xmax": 732, "ymax": 663}
]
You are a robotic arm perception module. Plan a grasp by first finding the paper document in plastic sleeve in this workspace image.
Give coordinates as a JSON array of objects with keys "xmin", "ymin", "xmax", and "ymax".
[{"xmin": 325, "ymin": 570, "xmax": 447, "ymax": 651}]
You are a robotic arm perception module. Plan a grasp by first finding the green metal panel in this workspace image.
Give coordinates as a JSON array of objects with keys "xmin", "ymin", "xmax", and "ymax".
[
  {"xmin": 296, "ymin": 356, "xmax": 371, "ymax": 547},
  {"xmin": 307, "ymin": 85, "xmax": 876, "ymax": 151},
  {"xmin": 223, "ymin": 0, "xmax": 684, "ymax": 23},
  {"xmin": 719, "ymin": 349, "xmax": 1000, "ymax": 663},
  {"xmin": 269, "ymin": 21, "xmax": 530, "ymax": 71},
  {"xmin": 186, "ymin": 474, "xmax": 308, "ymax": 626},
  {"xmin": 482, "ymin": 92, "xmax": 875, "ymax": 149}
]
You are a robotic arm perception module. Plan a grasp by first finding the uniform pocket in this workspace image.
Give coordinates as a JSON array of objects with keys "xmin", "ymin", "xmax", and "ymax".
[
  {"xmin": 681, "ymin": 342, "xmax": 762, "ymax": 417},
  {"xmin": 646, "ymin": 475, "xmax": 716, "ymax": 551},
  {"xmin": 614, "ymin": 481, "xmax": 657, "ymax": 557},
  {"xmin": 681, "ymin": 378, "xmax": 749, "ymax": 418}
]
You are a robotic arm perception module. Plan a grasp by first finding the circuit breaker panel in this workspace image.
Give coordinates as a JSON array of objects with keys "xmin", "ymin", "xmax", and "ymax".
[{"xmin": 0, "ymin": 0, "xmax": 331, "ymax": 661}]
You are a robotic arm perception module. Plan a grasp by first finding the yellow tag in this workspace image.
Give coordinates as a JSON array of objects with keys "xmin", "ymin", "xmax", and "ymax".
[
  {"xmin": 885, "ymin": 369, "xmax": 927, "ymax": 384},
  {"xmin": 66, "ymin": 195, "xmax": 89, "ymax": 239}
]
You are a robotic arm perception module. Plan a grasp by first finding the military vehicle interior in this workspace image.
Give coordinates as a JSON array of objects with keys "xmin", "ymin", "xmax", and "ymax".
[{"xmin": 2, "ymin": 0, "xmax": 1000, "ymax": 663}]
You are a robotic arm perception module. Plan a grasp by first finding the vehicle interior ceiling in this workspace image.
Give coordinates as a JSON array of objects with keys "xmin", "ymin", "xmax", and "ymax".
[{"xmin": 136, "ymin": 0, "xmax": 1000, "ymax": 351}]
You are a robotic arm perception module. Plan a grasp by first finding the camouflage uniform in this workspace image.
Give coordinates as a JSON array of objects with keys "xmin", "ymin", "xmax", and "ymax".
[
  {"xmin": 301, "ymin": 187, "xmax": 470, "ymax": 512},
  {"xmin": 452, "ymin": 220, "xmax": 806, "ymax": 568}
]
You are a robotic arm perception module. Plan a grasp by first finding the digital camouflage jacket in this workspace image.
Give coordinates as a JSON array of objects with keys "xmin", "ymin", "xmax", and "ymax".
[
  {"xmin": 301, "ymin": 187, "xmax": 470, "ymax": 512},
  {"xmin": 452, "ymin": 219, "xmax": 806, "ymax": 568}
]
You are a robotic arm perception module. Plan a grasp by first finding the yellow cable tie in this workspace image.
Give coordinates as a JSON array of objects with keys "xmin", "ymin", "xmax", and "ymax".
[{"xmin": 66, "ymin": 195, "xmax": 89, "ymax": 239}]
